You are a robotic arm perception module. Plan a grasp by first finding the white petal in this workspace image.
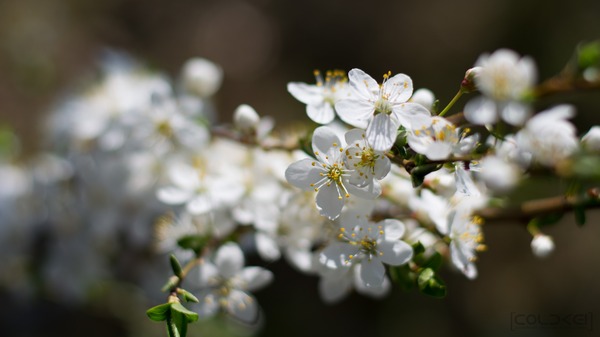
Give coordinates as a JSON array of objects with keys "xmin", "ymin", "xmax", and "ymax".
[
  {"xmin": 227, "ymin": 290, "xmax": 258, "ymax": 323},
  {"xmin": 425, "ymin": 142, "xmax": 453, "ymax": 160},
  {"xmin": 287, "ymin": 82, "xmax": 324, "ymax": 105},
  {"xmin": 392, "ymin": 102, "xmax": 432, "ymax": 130},
  {"xmin": 197, "ymin": 291, "xmax": 219, "ymax": 318},
  {"xmin": 307, "ymin": 102, "xmax": 336, "ymax": 124},
  {"xmin": 312, "ymin": 126, "xmax": 343, "ymax": 161},
  {"xmin": 366, "ymin": 113, "xmax": 399, "ymax": 152},
  {"xmin": 239, "ymin": 266, "xmax": 274, "ymax": 292},
  {"xmin": 464, "ymin": 97, "xmax": 498, "ymax": 125},
  {"xmin": 285, "ymin": 158, "xmax": 325, "ymax": 190},
  {"xmin": 359, "ymin": 258, "xmax": 386, "ymax": 287},
  {"xmin": 346, "ymin": 181, "xmax": 381, "ymax": 199},
  {"xmin": 215, "ymin": 242, "xmax": 245, "ymax": 279},
  {"xmin": 197, "ymin": 262, "xmax": 219, "ymax": 287},
  {"xmin": 318, "ymin": 275, "xmax": 352, "ymax": 304},
  {"xmin": 156, "ymin": 187, "xmax": 192, "ymax": 205},
  {"xmin": 344, "ymin": 128, "xmax": 366, "ymax": 146},
  {"xmin": 316, "ymin": 184, "xmax": 345, "ymax": 220},
  {"xmin": 381, "ymin": 219, "xmax": 405, "ymax": 240},
  {"xmin": 379, "ymin": 240, "xmax": 413, "ymax": 266},
  {"xmin": 168, "ymin": 163, "xmax": 201, "ymax": 189},
  {"xmin": 335, "ymin": 98, "xmax": 373, "ymax": 128},
  {"xmin": 348, "ymin": 68, "xmax": 379, "ymax": 99},
  {"xmin": 354, "ymin": 266, "xmax": 391, "ymax": 299},
  {"xmin": 384, "ymin": 73, "xmax": 413, "ymax": 103},
  {"xmin": 373, "ymin": 155, "xmax": 391, "ymax": 180},
  {"xmin": 500, "ymin": 101, "xmax": 530, "ymax": 126},
  {"xmin": 186, "ymin": 194, "xmax": 212, "ymax": 214},
  {"xmin": 255, "ymin": 232, "xmax": 281, "ymax": 262}
]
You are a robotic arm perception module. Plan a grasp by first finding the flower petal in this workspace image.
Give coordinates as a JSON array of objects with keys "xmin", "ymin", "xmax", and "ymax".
[
  {"xmin": 307, "ymin": 102, "xmax": 336, "ymax": 124},
  {"xmin": 381, "ymin": 219, "xmax": 405, "ymax": 240},
  {"xmin": 379, "ymin": 240, "xmax": 413, "ymax": 266},
  {"xmin": 348, "ymin": 68, "xmax": 379, "ymax": 100},
  {"xmin": 215, "ymin": 242, "xmax": 245, "ymax": 279},
  {"xmin": 366, "ymin": 113, "xmax": 399, "ymax": 152},
  {"xmin": 287, "ymin": 82, "xmax": 324, "ymax": 105},
  {"xmin": 239, "ymin": 266, "xmax": 274, "ymax": 292},
  {"xmin": 335, "ymin": 99, "xmax": 373, "ymax": 128},
  {"xmin": 227, "ymin": 290, "xmax": 258, "ymax": 323},
  {"xmin": 285, "ymin": 158, "xmax": 325, "ymax": 190},
  {"xmin": 315, "ymin": 184, "xmax": 345, "ymax": 220},
  {"xmin": 359, "ymin": 258, "xmax": 385, "ymax": 287}
]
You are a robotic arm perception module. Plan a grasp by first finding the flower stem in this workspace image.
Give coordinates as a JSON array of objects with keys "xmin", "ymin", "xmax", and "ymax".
[{"xmin": 438, "ymin": 89, "xmax": 464, "ymax": 117}]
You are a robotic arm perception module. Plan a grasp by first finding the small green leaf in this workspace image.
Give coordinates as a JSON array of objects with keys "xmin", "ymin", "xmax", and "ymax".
[
  {"xmin": 177, "ymin": 288, "xmax": 200, "ymax": 303},
  {"xmin": 177, "ymin": 235, "xmax": 210, "ymax": 253},
  {"xmin": 170, "ymin": 255, "xmax": 183, "ymax": 278},
  {"xmin": 578, "ymin": 40, "xmax": 600, "ymax": 70},
  {"xmin": 147, "ymin": 303, "xmax": 172, "ymax": 322},
  {"xmin": 161, "ymin": 275, "xmax": 180, "ymax": 293},
  {"xmin": 410, "ymin": 164, "xmax": 442, "ymax": 188},
  {"xmin": 389, "ymin": 264, "xmax": 416, "ymax": 291},
  {"xmin": 412, "ymin": 241, "xmax": 425, "ymax": 256},
  {"xmin": 417, "ymin": 268, "xmax": 447, "ymax": 298},
  {"xmin": 421, "ymin": 252, "xmax": 443, "ymax": 271},
  {"xmin": 171, "ymin": 302, "xmax": 199, "ymax": 323}
]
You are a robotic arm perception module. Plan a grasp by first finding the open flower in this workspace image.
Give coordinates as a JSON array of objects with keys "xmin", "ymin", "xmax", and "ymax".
[
  {"xmin": 335, "ymin": 69, "xmax": 431, "ymax": 152},
  {"xmin": 343, "ymin": 128, "xmax": 391, "ymax": 188},
  {"xmin": 464, "ymin": 49, "xmax": 536, "ymax": 126},
  {"xmin": 407, "ymin": 116, "xmax": 477, "ymax": 160},
  {"xmin": 320, "ymin": 218, "xmax": 413, "ymax": 288},
  {"xmin": 285, "ymin": 126, "xmax": 380, "ymax": 220},
  {"xmin": 196, "ymin": 242, "xmax": 273, "ymax": 323},
  {"xmin": 287, "ymin": 70, "xmax": 348, "ymax": 124}
]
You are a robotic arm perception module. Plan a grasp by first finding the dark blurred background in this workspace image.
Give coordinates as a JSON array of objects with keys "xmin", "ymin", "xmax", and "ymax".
[{"xmin": 1, "ymin": 0, "xmax": 599, "ymax": 336}]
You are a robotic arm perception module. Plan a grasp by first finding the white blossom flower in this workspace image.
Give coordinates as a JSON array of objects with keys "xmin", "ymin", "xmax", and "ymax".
[
  {"xmin": 515, "ymin": 105, "xmax": 578, "ymax": 167},
  {"xmin": 530, "ymin": 234, "xmax": 555, "ymax": 258},
  {"xmin": 196, "ymin": 242, "xmax": 273, "ymax": 323},
  {"xmin": 288, "ymin": 70, "xmax": 349, "ymax": 124},
  {"xmin": 464, "ymin": 49, "xmax": 536, "ymax": 126},
  {"xmin": 285, "ymin": 126, "xmax": 380, "ymax": 220},
  {"xmin": 335, "ymin": 68, "xmax": 431, "ymax": 152},
  {"xmin": 343, "ymin": 128, "xmax": 391, "ymax": 188},
  {"xmin": 407, "ymin": 117, "xmax": 477, "ymax": 160},
  {"xmin": 318, "ymin": 262, "xmax": 391, "ymax": 304},
  {"xmin": 320, "ymin": 219, "xmax": 413, "ymax": 288}
]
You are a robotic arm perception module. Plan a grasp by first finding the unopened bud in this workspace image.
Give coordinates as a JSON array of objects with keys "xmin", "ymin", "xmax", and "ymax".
[
  {"xmin": 531, "ymin": 234, "xmax": 554, "ymax": 258},
  {"xmin": 581, "ymin": 126, "xmax": 600, "ymax": 152},
  {"xmin": 181, "ymin": 58, "xmax": 223, "ymax": 98},
  {"xmin": 234, "ymin": 104, "xmax": 260, "ymax": 133},
  {"xmin": 461, "ymin": 67, "xmax": 482, "ymax": 93}
]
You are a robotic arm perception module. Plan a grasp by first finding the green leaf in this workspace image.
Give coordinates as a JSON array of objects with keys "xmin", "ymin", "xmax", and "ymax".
[
  {"xmin": 389, "ymin": 264, "xmax": 416, "ymax": 291},
  {"xmin": 170, "ymin": 255, "xmax": 183, "ymax": 278},
  {"xmin": 578, "ymin": 40, "xmax": 600, "ymax": 70},
  {"xmin": 171, "ymin": 302, "xmax": 199, "ymax": 323},
  {"xmin": 417, "ymin": 268, "xmax": 447, "ymax": 298},
  {"xmin": 177, "ymin": 235, "xmax": 210, "ymax": 253},
  {"xmin": 421, "ymin": 252, "xmax": 443, "ymax": 271},
  {"xmin": 412, "ymin": 241, "xmax": 425, "ymax": 256},
  {"xmin": 166, "ymin": 303, "xmax": 199, "ymax": 337},
  {"xmin": 161, "ymin": 276, "xmax": 180, "ymax": 292},
  {"xmin": 147, "ymin": 303, "xmax": 172, "ymax": 322},
  {"xmin": 410, "ymin": 164, "xmax": 442, "ymax": 188},
  {"xmin": 177, "ymin": 288, "xmax": 200, "ymax": 303}
]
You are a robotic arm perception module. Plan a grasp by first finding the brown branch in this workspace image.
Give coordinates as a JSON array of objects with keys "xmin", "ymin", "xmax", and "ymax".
[
  {"xmin": 477, "ymin": 188, "xmax": 600, "ymax": 224},
  {"xmin": 534, "ymin": 76, "xmax": 600, "ymax": 98}
]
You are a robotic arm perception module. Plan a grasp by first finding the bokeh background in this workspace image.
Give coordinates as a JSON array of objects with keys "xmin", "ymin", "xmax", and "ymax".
[{"xmin": 1, "ymin": 0, "xmax": 599, "ymax": 336}]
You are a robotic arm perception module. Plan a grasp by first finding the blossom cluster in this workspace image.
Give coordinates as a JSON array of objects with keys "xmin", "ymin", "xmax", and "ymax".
[{"xmin": 1, "ymin": 46, "xmax": 599, "ymax": 331}]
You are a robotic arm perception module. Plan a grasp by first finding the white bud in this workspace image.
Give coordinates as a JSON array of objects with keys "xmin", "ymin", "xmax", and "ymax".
[
  {"xmin": 181, "ymin": 58, "xmax": 223, "ymax": 98},
  {"xmin": 234, "ymin": 104, "xmax": 260, "ymax": 132},
  {"xmin": 531, "ymin": 234, "xmax": 554, "ymax": 258},
  {"xmin": 410, "ymin": 88, "xmax": 435, "ymax": 111},
  {"xmin": 581, "ymin": 126, "xmax": 600, "ymax": 152},
  {"xmin": 461, "ymin": 66, "xmax": 482, "ymax": 93}
]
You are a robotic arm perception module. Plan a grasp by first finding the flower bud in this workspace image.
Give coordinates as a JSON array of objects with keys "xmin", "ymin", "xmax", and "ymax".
[
  {"xmin": 181, "ymin": 58, "xmax": 223, "ymax": 98},
  {"xmin": 234, "ymin": 104, "xmax": 260, "ymax": 133},
  {"xmin": 581, "ymin": 126, "xmax": 600, "ymax": 152},
  {"xmin": 461, "ymin": 66, "xmax": 482, "ymax": 93},
  {"xmin": 531, "ymin": 234, "xmax": 554, "ymax": 258},
  {"xmin": 410, "ymin": 88, "xmax": 435, "ymax": 111}
]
